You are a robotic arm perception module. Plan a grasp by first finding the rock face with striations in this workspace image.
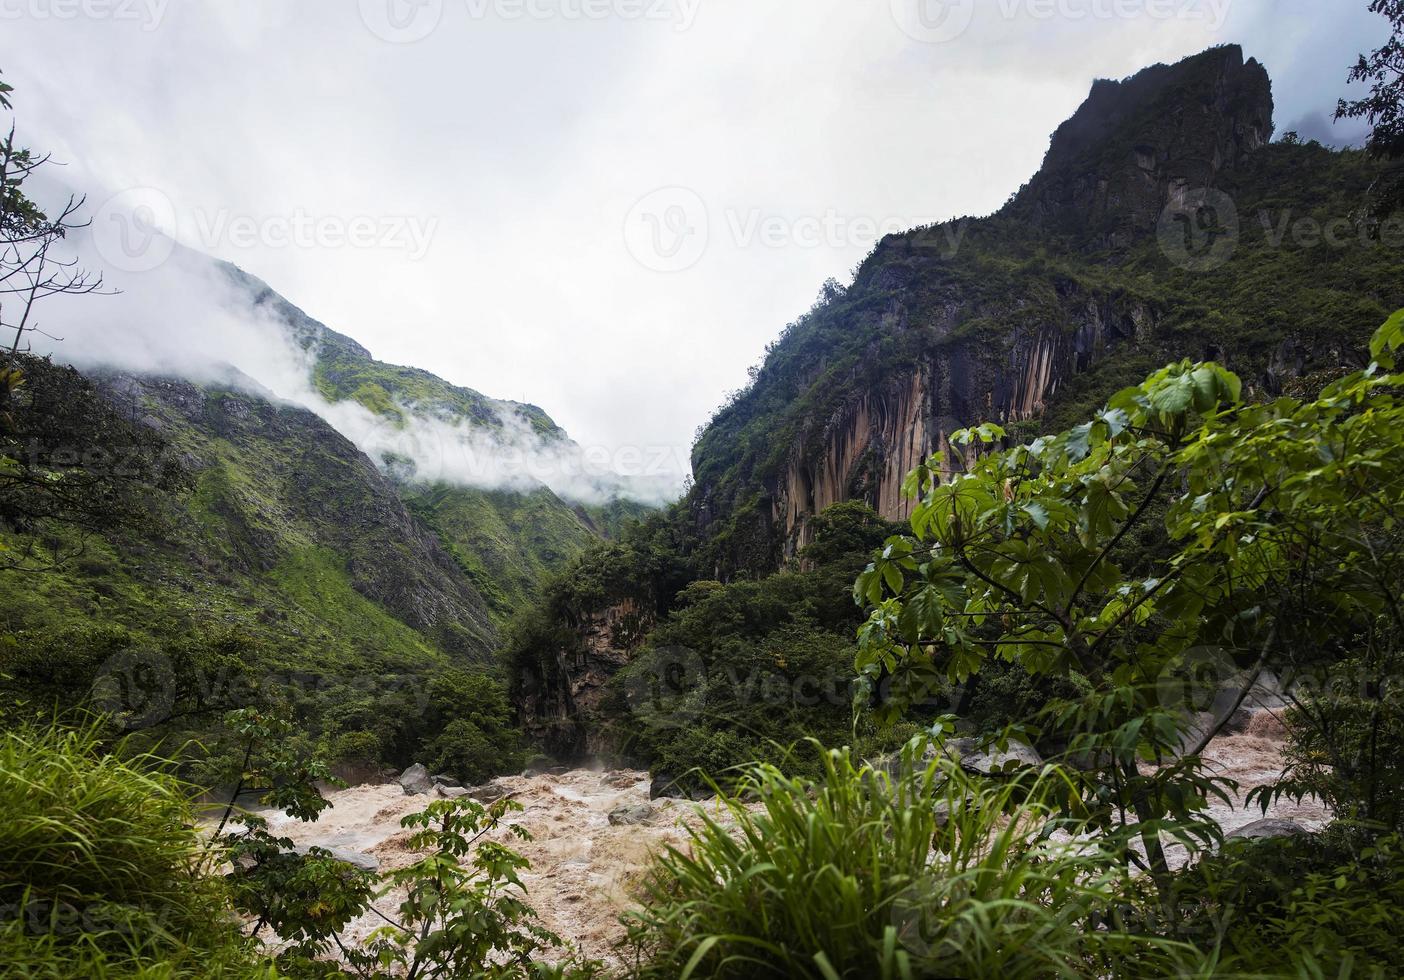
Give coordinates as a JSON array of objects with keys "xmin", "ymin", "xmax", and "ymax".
[{"xmin": 514, "ymin": 598, "xmax": 656, "ymax": 760}]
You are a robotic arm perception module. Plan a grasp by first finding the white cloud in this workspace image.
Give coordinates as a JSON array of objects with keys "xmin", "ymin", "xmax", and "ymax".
[{"xmin": 2, "ymin": 0, "xmax": 1391, "ymax": 501}]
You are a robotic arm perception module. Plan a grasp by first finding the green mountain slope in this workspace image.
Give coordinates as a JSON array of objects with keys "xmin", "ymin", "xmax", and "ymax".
[
  {"xmin": 404, "ymin": 484, "xmax": 602, "ymax": 622},
  {"xmin": 506, "ymin": 45, "xmax": 1404, "ymax": 762},
  {"xmin": 687, "ymin": 45, "xmax": 1404, "ymax": 575},
  {"xmin": 3, "ymin": 362, "xmax": 493, "ymax": 672},
  {"xmin": 212, "ymin": 256, "xmax": 653, "ymax": 610}
]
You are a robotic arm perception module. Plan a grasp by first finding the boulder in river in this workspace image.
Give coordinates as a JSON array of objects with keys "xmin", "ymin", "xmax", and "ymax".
[
  {"xmin": 1227, "ymin": 818, "xmax": 1308, "ymax": 841},
  {"xmin": 398, "ymin": 763, "xmax": 434, "ymax": 796},
  {"xmin": 608, "ymin": 804, "xmax": 656, "ymax": 826},
  {"xmin": 292, "ymin": 843, "xmax": 379, "ymax": 873},
  {"xmin": 946, "ymin": 737, "xmax": 1042, "ymax": 775},
  {"xmin": 431, "ymin": 774, "xmax": 461, "ymax": 788},
  {"xmin": 467, "ymin": 780, "xmax": 509, "ymax": 803}
]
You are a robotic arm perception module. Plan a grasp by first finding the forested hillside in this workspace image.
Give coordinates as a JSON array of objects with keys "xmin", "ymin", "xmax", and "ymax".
[{"xmin": 1, "ymin": 248, "xmax": 647, "ymax": 782}]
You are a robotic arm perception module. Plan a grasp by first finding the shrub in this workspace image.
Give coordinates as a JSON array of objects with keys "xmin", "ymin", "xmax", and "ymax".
[{"xmin": 1174, "ymin": 827, "xmax": 1404, "ymax": 977}]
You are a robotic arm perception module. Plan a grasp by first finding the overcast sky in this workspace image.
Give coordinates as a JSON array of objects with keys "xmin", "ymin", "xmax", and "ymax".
[{"xmin": 3, "ymin": 0, "xmax": 1391, "ymax": 492}]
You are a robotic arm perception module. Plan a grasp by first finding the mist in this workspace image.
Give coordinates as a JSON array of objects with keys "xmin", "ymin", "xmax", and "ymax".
[{"xmin": 27, "ymin": 189, "xmax": 680, "ymax": 508}]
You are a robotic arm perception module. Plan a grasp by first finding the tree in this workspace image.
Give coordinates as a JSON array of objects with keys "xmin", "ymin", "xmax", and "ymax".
[
  {"xmin": 0, "ymin": 70, "xmax": 105, "ymax": 365},
  {"xmin": 0, "ymin": 71, "xmax": 156, "ymax": 569},
  {"xmin": 855, "ymin": 310, "xmax": 1404, "ymax": 890},
  {"xmin": 1337, "ymin": 1, "xmax": 1404, "ymax": 214}
]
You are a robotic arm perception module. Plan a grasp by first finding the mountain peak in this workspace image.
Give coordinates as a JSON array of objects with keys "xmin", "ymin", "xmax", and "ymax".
[{"xmin": 1010, "ymin": 44, "xmax": 1274, "ymax": 245}]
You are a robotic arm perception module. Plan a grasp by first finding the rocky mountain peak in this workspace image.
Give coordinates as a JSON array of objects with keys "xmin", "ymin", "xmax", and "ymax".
[{"xmin": 1011, "ymin": 44, "xmax": 1274, "ymax": 246}]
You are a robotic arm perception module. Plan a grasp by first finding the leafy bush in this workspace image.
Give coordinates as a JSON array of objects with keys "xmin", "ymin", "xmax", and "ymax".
[
  {"xmin": 1173, "ymin": 827, "xmax": 1404, "ymax": 977},
  {"xmin": 352, "ymin": 798, "xmax": 590, "ymax": 979}
]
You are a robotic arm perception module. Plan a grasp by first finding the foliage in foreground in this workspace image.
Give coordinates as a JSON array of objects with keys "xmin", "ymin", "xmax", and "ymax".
[
  {"xmin": 1174, "ymin": 826, "xmax": 1404, "ymax": 976},
  {"xmin": 856, "ymin": 309, "xmax": 1404, "ymax": 880},
  {"xmin": 0, "ymin": 723, "xmax": 271, "ymax": 979},
  {"xmin": 0, "ymin": 716, "xmax": 599, "ymax": 979},
  {"xmin": 625, "ymin": 741, "xmax": 1207, "ymax": 980}
]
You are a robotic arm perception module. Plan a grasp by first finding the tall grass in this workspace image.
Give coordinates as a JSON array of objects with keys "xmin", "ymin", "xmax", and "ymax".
[
  {"xmin": 0, "ymin": 722, "xmax": 273, "ymax": 978},
  {"xmin": 623, "ymin": 739, "xmax": 1206, "ymax": 979}
]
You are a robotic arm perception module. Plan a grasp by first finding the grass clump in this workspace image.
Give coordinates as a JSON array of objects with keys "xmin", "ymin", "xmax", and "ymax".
[
  {"xmin": 624, "ymin": 739, "xmax": 1201, "ymax": 979},
  {"xmin": 0, "ymin": 722, "xmax": 271, "ymax": 978}
]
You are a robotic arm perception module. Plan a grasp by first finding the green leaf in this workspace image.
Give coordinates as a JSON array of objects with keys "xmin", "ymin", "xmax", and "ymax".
[
  {"xmin": 1370, "ymin": 308, "xmax": 1404, "ymax": 367},
  {"xmin": 1023, "ymin": 501, "xmax": 1050, "ymax": 530}
]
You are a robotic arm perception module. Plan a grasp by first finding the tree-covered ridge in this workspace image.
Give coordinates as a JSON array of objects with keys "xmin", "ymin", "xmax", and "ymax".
[{"xmin": 686, "ymin": 49, "xmax": 1404, "ymax": 577}]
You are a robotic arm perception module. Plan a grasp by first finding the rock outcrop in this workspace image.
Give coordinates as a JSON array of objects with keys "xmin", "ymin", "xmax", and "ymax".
[
  {"xmin": 515, "ymin": 598, "xmax": 657, "ymax": 760},
  {"xmin": 398, "ymin": 764, "xmax": 434, "ymax": 795},
  {"xmin": 1227, "ymin": 818, "xmax": 1308, "ymax": 841},
  {"xmin": 685, "ymin": 45, "xmax": 1396, "ymax": 574},
  {"xmin": 1011, "ymin": 45, "xmax": 1274, "ymax": 245}
]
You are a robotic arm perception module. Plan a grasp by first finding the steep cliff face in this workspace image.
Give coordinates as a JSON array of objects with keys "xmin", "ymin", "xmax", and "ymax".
[
  {"xmin": 1012, "ymin": 45, "xmax": 1274, "ymax": 245},
  {"xmin": 685, "ymin": 45, "xmax": 1404, "ymax": 575},
  {"xmin": 767, "ymin": 290, "xmax": 1156, "ymax": 555},
  {"xmin": 514, "ymin": 598, "xmax": 656, "ymax": 759}
]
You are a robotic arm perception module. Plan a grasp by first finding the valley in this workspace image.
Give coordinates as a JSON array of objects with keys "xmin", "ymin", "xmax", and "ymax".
[{"xmin": 4, "ymin": 11, "xmax": 1404, "ymax": 978}]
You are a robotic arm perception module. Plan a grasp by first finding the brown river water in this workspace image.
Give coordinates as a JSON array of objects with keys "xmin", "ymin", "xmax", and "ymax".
[{"xmin": 240, "ymin": 711, "xmax": 1327, "ymax": 968}]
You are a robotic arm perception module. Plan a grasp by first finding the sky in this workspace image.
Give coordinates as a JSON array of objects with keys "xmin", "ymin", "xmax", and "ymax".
[{"xmin": 2, "ymin": 0, "xmax": 1392, "ymax": 497}]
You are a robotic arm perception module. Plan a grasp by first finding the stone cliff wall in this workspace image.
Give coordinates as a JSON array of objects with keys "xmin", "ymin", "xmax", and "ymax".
[
  {"xmin": 768, "ymin": 294, "xmax": 1155, "ymax": 558},
  {"xmin": 516, "ymin": 598, "xmax": 655, "ymax": 760}
]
